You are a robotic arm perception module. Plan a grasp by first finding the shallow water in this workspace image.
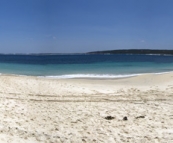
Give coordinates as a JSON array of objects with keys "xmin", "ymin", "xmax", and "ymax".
[{"xmin": 0, "ymin": 54, "xmax": 173, "ymax": 78}]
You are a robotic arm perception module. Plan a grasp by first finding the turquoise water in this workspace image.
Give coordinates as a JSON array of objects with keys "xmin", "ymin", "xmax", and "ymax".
[{"xmin": 0, "ymin": 54, "xmax": 173, "ymax": 78}]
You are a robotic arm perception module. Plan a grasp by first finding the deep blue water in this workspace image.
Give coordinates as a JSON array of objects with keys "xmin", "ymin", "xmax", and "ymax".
[{"xmin": 0, "ymin": 54, "xmax": 173, "ymax": 78}]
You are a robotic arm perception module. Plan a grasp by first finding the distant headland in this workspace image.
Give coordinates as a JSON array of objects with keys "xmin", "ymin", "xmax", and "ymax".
[
  {"xmin": 88, "ymin": 49, "xmax": 173, "ymax": 55},
  {"xmin": 0, "ymin": 49, "xmax": 173, "ymax": 55}
]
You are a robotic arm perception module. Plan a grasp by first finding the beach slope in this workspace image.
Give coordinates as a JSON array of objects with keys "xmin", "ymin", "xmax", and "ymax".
[{"xmin": 0, "ymin": 73, "xmax": 173, "ymax": 142}]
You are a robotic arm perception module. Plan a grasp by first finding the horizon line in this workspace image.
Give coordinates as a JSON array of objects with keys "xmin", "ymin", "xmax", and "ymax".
[{"xmin": 0, "ymin": 49, "xmax": 173, "ymax": 55}]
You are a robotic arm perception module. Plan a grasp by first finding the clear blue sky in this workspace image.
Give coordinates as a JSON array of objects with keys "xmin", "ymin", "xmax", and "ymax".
[{"xmin": 0, "ymin": 0, "xmax": 173, "ymax": 53}]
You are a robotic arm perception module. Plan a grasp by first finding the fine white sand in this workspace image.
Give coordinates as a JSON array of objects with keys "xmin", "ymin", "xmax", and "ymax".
[{"xmin": 0, "ymin": 73, "xmax": 173, "ymax": 142}]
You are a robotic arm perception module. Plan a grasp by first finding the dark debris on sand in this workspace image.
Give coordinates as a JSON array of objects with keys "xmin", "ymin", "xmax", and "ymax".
[
  {"xmin": 123, "ymin": 116, "xmax": 128, "ymax": 121},
  {"xmin": 105, "ymin": 116, "xmax": 115, "ymax": 120},
  {"xmin": 136, "ymin": 116, "xmax": 145, "ymax": 119}
]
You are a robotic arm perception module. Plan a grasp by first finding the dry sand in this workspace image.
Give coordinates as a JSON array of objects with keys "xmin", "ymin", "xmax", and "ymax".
[{"xmin": 0, "ymin": 73, "xmax": 173, "ymax": 143}]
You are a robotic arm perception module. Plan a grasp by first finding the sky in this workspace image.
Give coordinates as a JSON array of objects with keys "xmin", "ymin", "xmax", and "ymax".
[{"xmin": 0, "ymin": 0, "xmax": 173, "ymax": 53}]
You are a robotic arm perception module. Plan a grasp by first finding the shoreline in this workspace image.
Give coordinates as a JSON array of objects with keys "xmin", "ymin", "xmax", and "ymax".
[
  {"xmin": 1, "ymin": 71, "xmax": 173, "ymax": 93},
  {"xmin": 0, "ymin": 72, "xmax": 173, "ymax": 142},
  {"xmin": 1, "ymin": 70, "xmax": 173, "ymax": 79}
]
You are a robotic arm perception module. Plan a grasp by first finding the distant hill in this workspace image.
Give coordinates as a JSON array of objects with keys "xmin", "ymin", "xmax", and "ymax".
[{"xmin": 88, "ymin": 49, "xmax": 173, "ymax": 55}]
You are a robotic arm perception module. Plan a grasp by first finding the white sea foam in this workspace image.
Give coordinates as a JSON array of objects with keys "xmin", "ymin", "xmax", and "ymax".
[
  {"xmin": 44, "ymin": 74, "xmax": 142, "ymax": 79},
  {"xmin": 1, "ymin": 71, "xmax": 173, "ymax": 79},
  {"xmin": 154, "ymin": 71, "xmax": 173, "ymax": 75},
  {"xmin": 41, "ymin": 71, "xmax": 173, "ymax": 79}
]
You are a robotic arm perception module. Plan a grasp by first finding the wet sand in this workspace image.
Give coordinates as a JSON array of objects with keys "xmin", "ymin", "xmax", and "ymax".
[{"xmin": 0, "ymin": 73, "xmax": 173, "ymax": 142}]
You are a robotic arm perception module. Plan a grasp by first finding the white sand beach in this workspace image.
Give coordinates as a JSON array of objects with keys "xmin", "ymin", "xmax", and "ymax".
[{"xmin": 0, "ymin": 73, "xmax": 173, "ymax": 142}]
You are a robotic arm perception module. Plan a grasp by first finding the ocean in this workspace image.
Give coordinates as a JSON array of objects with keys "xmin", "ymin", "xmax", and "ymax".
[{"xmin": 0, "ymin": 54, "xmax": 173, "ymax": 78}]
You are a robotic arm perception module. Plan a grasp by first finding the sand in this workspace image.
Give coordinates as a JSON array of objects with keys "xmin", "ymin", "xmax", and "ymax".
[{"xmin": 0, "ymin": 73, "xmax": 173, "ymax": 143}]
